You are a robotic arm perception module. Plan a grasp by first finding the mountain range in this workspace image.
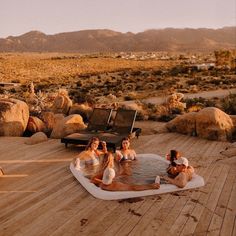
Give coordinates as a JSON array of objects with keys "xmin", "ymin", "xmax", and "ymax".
[{"xmin": 0, "ymin": 27, "xmax": 235, "ymax": 53}]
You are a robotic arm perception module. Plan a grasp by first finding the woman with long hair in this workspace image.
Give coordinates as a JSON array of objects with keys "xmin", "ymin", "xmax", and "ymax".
[
  {"xmin": 166, "ymin": 150, "xmax": 181, "ymax": 177},
  {"xmin": 115, "ymin": 137, "xmax": 136, "ymax": 162},
  {"xmin": 74, "ymin": 137, "xmax": 107, "ymax": 169}
]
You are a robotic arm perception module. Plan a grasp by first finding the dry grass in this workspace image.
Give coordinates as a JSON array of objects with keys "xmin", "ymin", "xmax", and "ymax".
[{"xmin": 0, "ymin": 53, "xmax": 175, "ymax": 84}]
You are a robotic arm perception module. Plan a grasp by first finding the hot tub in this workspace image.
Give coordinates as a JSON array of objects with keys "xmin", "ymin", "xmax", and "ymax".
[{"xmin": 70, "ymin": 154, "xmax": 205, "ymax": 200}]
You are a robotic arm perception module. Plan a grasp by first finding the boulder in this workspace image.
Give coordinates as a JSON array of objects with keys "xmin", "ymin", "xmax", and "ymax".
[
  {"xmin": 50, "ymin": 114, "xmax": 87, "ymax": 139},
  {"xmin": 196, "ymin": 107, "xmax": 234, "ymax": 141},
  {"xmin": 166, "ymin": 112, "xmax": 197, "ymax": 136},
  {"xmin": 25, "ymin": 132, "xmax": 48, "ymax": 145},
  {"xmin": 166, "ymin": 107, "xmax": 234, "ymax": 141},
  {"xmin": 0, "ymin": 98, "xmax": 29, "ymax": 136},
  {"xmin": 40, "ymin": 112, "xmax": 58, "ymax": 133},
  {"xmin": 51, "ymin": 94, "xmax": 72, "ymax": 115},
  {"xmin": 230, "ymin": 115, "xmax": 236, "ymax": 127},
  {"xmin": 166, "ymin": 93, "xmax": 186, "ymax": 113},
  {"xmin": 26, "ymin": 116, "xmax": 46, "ymax": 133}
]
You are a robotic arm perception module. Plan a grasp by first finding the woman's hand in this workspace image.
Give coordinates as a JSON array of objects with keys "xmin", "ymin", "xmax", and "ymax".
[
  {"xmin": 101, "ymin": 141, "xmax": 107, "ymax": 153},
  {"xmin": 160, "ymin": 175, "xmax": 171, "ymax": 183},
  {"xmin": 101, "ymin": 141, "xmax": 106, "ymax": 147}
]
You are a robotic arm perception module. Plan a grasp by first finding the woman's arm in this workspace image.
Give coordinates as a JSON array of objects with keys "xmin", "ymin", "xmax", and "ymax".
[
  {"xmin": 132, "ymin": 149, "xmax": 137, "ymax": 160},
  {"xmin": 162, "ymin": 173, "xmax": 187, "ymax": 188},
  {"xmin": 96, "ymin": 141, "xmax": 107, "ymax": 156}
]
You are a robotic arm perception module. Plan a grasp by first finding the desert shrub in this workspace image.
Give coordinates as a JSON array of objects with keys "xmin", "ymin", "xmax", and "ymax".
[
  {"xmin": 144, "ymin": 83, "xmax": 156, "ymax": 90},
  {"xmin": 76, "ymin": 81, "xmax": 83, "ymax": 87},
  {"xmin": 170, "ymin": 66, "xmax": 188, "ymax": 76},
  {"xmin": 9, "ymin": 88, "xmax": 17, "ymax": 93},
  {"xmin": 35, "ymin": 82, "xmax": 50, "ymax": 92},
  {"xmin": 152, "ymin": 70, "xmax": 163, "ymax": 76},
  {"xmin": 124, "ymin": 95, "xmax": 133, "ymax": 101},
  {"xmin": 171, "ymin": 107, "xmax": 183, "ymax": 115},
  {"xmin": 158, "ymin": 114, "xmax": 176, "ymax": 122},
  {"xmin": 187, "ymin": 79, "xmax": 200, "ymax": 86},
  {"xmin": 131, "ymin": 71, "xmax": 142, "ymax": 76},
  {"xmin": 69, "ymin": 90, "xmax": 95, "ymax": 104},
  {"xmin": 209, "ymin": 79, "xmax": 221, "ymax": 85},
  {"xmin": 184, "ymin": 97, "xmax": 216, "ymax": 109},
  {"xmin": 11, "ymin": 79, "xmax": 20, "ymax": 83},
  {"xmin": 220, "ymin": 94, "xmax": 236, "ymax": 115},
  {"xmin": 0, "ymin": 87, "xmax": 5, "ymax": 94}
]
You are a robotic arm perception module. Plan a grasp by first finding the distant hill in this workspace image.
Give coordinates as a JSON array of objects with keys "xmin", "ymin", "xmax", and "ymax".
[{"xmin": 0, "ymin": 27, "xmax": 235, "ymax": 52}]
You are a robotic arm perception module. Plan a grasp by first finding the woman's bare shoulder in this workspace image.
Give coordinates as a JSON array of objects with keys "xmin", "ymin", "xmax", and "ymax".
[{"xmin": 77, "ymin": 150, "xmax": 91, "ymax": 160}]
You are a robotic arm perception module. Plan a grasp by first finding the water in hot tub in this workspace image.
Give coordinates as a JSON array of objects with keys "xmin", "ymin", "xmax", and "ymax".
[{"xmin": 83, "ymin": 156, "xmax": 169, "ymax": 185}]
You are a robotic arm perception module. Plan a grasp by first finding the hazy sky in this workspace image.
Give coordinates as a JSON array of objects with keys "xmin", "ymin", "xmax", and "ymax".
[{"xmin": 0, "ymin": 0, "xmax": 235, "ymax": 38}]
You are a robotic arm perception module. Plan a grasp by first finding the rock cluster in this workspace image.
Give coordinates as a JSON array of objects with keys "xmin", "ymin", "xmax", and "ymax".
[{"xmin": 0, "ymin": 92, "xmax": 87, "ymax": 142}]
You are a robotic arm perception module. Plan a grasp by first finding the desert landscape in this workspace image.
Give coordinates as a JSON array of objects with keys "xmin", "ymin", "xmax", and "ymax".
[
  {"xmin": 0, "ymin": 47, "xmax": 236, "ymax": 235},
  {"xmin": 0, "ymin": 0, "xmax": 236, "ymax": 234}
]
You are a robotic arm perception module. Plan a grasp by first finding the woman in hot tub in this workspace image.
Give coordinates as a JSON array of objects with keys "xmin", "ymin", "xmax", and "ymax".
[
  {"xmin": 91, "ymin": 152, "xmax": 160, "ymax": 191},
  {"xmin": 115, "ymin": 137, "xmax": 137, "ymax": 162},
  {"xmin": 74, "ymin": 137, "xmax": 107, "ymax": 169},
  {"xmin": 115, "ymin": 137, "xmax": 137, "ymax": 175}
]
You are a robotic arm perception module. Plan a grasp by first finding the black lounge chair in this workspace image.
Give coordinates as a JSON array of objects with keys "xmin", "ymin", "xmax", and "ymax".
[
  {"xmin": 97, "ymin": 109, "xmax": 141, "ymax": 151},
  {"xmin": 61, "ymin": 107, "xmax": 112, "ymax": 147},
  {"xmin": 61, "ymin": 108, "xmax": 141, "ymax": 152}
]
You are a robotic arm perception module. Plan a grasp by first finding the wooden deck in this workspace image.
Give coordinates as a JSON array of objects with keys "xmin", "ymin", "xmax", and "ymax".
[{"xmin": 0, "ymin": 132, "xmax": 235, "ymax": 236}]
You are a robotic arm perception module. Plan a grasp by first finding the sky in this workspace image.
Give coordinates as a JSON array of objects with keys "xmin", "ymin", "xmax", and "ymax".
[{"xmin": 0, "ymin": 0, "xmax": 235, "ymax": 38}]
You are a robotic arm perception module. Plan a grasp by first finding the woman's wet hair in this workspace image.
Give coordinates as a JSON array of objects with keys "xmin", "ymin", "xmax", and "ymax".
[
  {"xmin": 100, "ymin": 152, "xmax": 113, "ymax": 171},
  {"xmin": 120, "ymin": 137, "xmax": 130, "ymax": 149},
  {"xmin": 85, "ymin": 136, "xmax": 100, "ymax": 150},
  {"xmin": 170, "ymin": 150, "xmax": 179, "ymax": 165}
]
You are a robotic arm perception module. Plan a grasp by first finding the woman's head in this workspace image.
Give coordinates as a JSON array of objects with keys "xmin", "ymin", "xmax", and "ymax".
[
  {"xmin": 120, "ymin": 137, "xmax": 130, "ymax": 150},
  {"xmin": 86, "ymin": 137, "xmax": 100, "ymax": 151}
]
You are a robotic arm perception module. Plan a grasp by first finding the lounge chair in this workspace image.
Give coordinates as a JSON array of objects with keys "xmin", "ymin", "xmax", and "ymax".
[
  {"xmin": 98, "ymin": 109, "xmax": 141, "ymax": 151},
  {"xmin": 61, "ymin": 108, "xmax": 141, "ymax": 151},
  {"xmin": 61, "ymin": 107, "xmax": 112, "ymax": 147}
]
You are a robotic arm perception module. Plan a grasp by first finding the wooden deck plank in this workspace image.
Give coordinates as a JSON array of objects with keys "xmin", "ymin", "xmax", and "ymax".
[
  {"xmin": 181, "ymin": 164, "xmax": 229, "ymax": 236},
  {"xmin": 207, "ymin": 166, "xmax": 236, "ymax": 236},
  {"xmin": 220, "ymin": 176, "xmax": 236, "ymax": 236},
  {"xmin": 162, "ymin": 143, "xmax": 224, "ymax": 234},
  {"xmin": 0, "ymin": 172, "xmax": 75, "ymax": 229},
  {"xmin": 0, "ymin": 132, "xmax": 232, "ymax": 236}
]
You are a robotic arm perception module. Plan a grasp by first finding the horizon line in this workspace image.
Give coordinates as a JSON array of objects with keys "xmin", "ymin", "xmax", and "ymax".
[{"xmin": 1, "ymin": 25, "xmax": 235, "ymax": 39}]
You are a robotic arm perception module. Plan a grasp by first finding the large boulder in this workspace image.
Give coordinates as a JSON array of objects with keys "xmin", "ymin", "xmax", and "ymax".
[
  {"xmin": 51, "ymin": 94, "xmax": 72, "ymax": 115},
  {"xmin": 0, "ymin": 98, "xmax": 29, "ymax": 136},
  {"xmin": 230, "ymin": 115, "xmax": 236, "ymax": 128},
  {"xmin": 50, "ymin": 114, "xmax": 87, "ymax": 139},
  {"xmin": 26, "ymin": 116, "xmax": 46, "ymax": 133},
  {"xmin": 166, "ymin": 107, "xmax": 234, "ymax": 141},
  {"xmin": 25, "ymin": 132, "xmax": 48, "ymax": 145},
  {"xmin": 166, "ymin": 112, "xmax": 197, "ymax": 136},
  {"xmin": 40, "ymin": 112, "xmax": 58, "ymax": 133},
  {"xmin": 196, "ymin": 107, "xmax": 234, "ymax": 141}
]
